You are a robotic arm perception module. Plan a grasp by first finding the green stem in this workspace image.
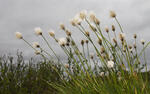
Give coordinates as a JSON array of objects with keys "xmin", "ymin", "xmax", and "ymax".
[
  {"xmin": 40, "ymin": 47, "xmax": 53, "ymax": 60},
  {"xmin": 115, "ymin": 17, "xmax": 123, "ymax": 33},
  {"xmin": 86, "ymin": 43, "xmax": 90, "ymax": 63},
  {"xmin": 41, "ymin": 35, "xmax": 60, "ymax": 62},
  {"xmin": 22, "ymin": 38, "xmax": 49, "ymax": 60}
]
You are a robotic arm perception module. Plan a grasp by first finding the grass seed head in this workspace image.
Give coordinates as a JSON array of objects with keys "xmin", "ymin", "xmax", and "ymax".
[
  {"xmin": 66, "ymin": 30, "xmax": 71, "ymax": 36},
  {"xmin": 90, "ymin": 54, "xmax": 94, "ymax": 59},
  {"xmin": 100, "ymin": 72, "xmax": 104, "ymax": 77},
  {"xmin": 112, "ymin": 25, "xmax": 115, "ymax": 32},
  {"xmin": 85, "ymin": 31, "xmax": 90, "ymax": 37},
  {"xmin": 15, "ymin": 32, "xmax": 23, "ymax": 39},
  {"xmin": 70, "ymin": 14, "xmax": 82, "ymax": 26},
  {"xmin": 70, "ymin": 19, "xmax": 76, "ymax": 26},
  {"xmin": 60, "ymin": 23, "xmax": 65, "ymax": 30},
  {"xmin": 141, "ymin": 39, "xmax": 145, "ymax": 45},
  {"xmin": 98, "ymin": 38, "xmax": 102, "ymax": 45},
  {"xmin": 119, "ymin": 33, "xmax": 125, "ymax": 42},
  {"xmin": 66, "ymin": 42, "xmax": 70, "ymax": 46},
  {"xmin": 95, "ymin": 17, "xmax": 100, "ymax": 25},
  {"xmin": 100, "ymin": 47, "xmax": 105, "ymax": 54},
  {"xmin": 105, "ymin": 27, "xmax": 109, "ymax": 33},
  {"xmin": 117, "ymin": 71, "xmax": 121, "ymax": 76},
  {"xmin": 35, "ymin": 50, "xmax": 40, "ymax": 55},
  {"xmin": 81, "ymin": 40, "xmax": 84, "ymax": 45},
  {"xmin": 85, "ymin": 40, "xmax": 89, "ymax": 44},
  {"xmin": 107, "ymin": 60, "xmax": 114, "ymax": 68},
  {"xmin": 35, "ymin": 27, "xmax": 42, "ymax": 35},
  {"xmin": 128, "ymin": 45, "xmax": 132, "ymax": 49},
  {"xmin": 133, "ymin": 44, "xmax": 137, "ymax": 49},
  {"xmin": 110, "ymin": 10, "xmax": 116, "ymax": 18},
  {"xmin": 79, "ymin": 10, "xmax": 87, "ymax": 20},
  {"xmin": 58, "ymin": 38, "xmax": 67, "ymax": 46},
  {"xmin": 33, "ymin": 42, "xmax": 40, "ymax": 48},
  {"xmin": 65, "ymin": 64, "xmax": 69, "ymax": 68},
  {"xmin": 133, "ymin": 34, "xmax": 137, "ymax": 39},
  {"xmin": 48, "ymin": 29, "xmax": 55, "ymax": 37},
  {"xmin": 89, "ymin": 11, "xmax": 100, "ymax": 25},
  {"xmin": 112, "ymin": 38, "xmax": 117, "ymax": 45},
  {"xmin": 89, "ymin": 11, "xmax": 96, "ymax": 22}
]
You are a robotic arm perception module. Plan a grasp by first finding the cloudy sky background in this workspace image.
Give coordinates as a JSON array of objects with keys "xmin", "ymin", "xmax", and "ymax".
[{"xmin": 0, "ymin": 0, "xmax": 150, "ymax": 60}]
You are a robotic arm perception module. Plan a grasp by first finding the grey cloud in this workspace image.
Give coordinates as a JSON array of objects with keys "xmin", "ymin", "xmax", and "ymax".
[{"xmin": 0, "ymin": 0, "xmax": 149, "ymax": 61}]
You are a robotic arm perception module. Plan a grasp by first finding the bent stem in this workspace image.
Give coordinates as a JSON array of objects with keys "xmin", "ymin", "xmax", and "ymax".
[
  {"xmin": 115, "ymin": 17, "xmax": 124, "ymax": 33},
  {"xmin": 39, "ymin": 47, "xmax": 54, "ymax": 60},
  {"xmin": 41, "ymin": 35, "xmax": 60, "ymax": 62},
  {"xmin": 22, "ymin": 38, "xmax": 48, "ymax": 60}
]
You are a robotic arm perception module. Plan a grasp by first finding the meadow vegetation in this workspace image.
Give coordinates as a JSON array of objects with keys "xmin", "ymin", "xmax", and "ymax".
[{"xmin": 1, "ymin": 10, "xmax": 150, "ymax": 94}]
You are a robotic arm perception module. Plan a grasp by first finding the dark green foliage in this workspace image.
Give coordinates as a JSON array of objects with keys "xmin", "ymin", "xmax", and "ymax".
[{"xmin": 0, "ymin": 52, "xmax": 62, "ymax": 94}]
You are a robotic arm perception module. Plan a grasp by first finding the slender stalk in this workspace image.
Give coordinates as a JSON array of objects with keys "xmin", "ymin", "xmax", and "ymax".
[
  {"xmin": 41, "ymin": 35, "xmax": 60, "ymax": 62},
  {"xmin": 82, "ymin": 45, "xmax": 86, "ymax": 59},
  {"xmin": 86, "ymin": 43, "xmax": 90, "ymax": 63},
  {"xmin": 115, "ymin": 17, "xmax": 123, "ymax": 33},
  {"xmin": 107, "ymin": 33, "xmax": 111, "ymax": 42},
  {"xmin": 22, "ymin": 38, "xmax": 37, "ymax": 51},
  {"xmin": 22, "ymin": 38, "xmax": 49, "ymax": 59},
  {"xmin": 77, "ymin": 25, "xmax": 105, "ymax": 64},
  {"xmin": 143, "ymin": 45, "xmax": 147, "ymax": 72},
  {"xmin": 39, "ymin": 47, "xmax": 53, "ymax": 60}
]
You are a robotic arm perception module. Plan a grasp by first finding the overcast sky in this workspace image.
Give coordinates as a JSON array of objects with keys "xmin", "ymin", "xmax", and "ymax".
[{"xmin": 0, "ymin": 0, "xmax": 150, "ymax": 60}]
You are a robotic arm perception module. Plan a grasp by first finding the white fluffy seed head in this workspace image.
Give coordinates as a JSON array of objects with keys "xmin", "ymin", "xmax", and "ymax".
[
  {"xmin": 75, "ymin": 14, "xmax": 82, "ymax": 25},
  {"xmin": 65, "ymin": 64, "xmax": 69, "ymax": 68},
  {"xmin": 58, "ymin": 38, "xmax": 67, "ymax": 46},
  {"xmin": 48, "ymin": 29, "xmax": 55, "ymax": 37},
  {"xmin": 33, "ymin": 42, "xmax": 40, "ymax": 48},
  {"xmin": 90, "ymin": 53, "xmax": 94, "ymax": 59},
  {"xmin": 35, "ymin": 50, "xmax": 40, "ymax": 55},
  {"xmin": 34, "ymin": 27, "xmax": 42, "ymax": 35},
  {"xmin": 119, "ymin": 33, "xmax": 126, "ymax": 41},
  {"xmin": 105, "ymin": 26, "xmax": 109, "ymax": 33},
  {"xmin": 133, "ymin": 34, "xmax": 137, "ymax": 39},
  {"xmin": 121, "ymin": 33, "xmax": 125, "ymax": 38},
  {"xmin": 70, "ymin": 14, "xmax": 82, "ymax": 26},
  {"xmin": 110, "ymin": 10, "xmax": 116, "ymax": 18},
  {"xmin": 15, "ymin": 32, "xmax": 23, "ymax": 39},
  {"xmin": 59, "ymin": 23, "xmax": 65, "ymax": 30},
  {"xmin": 107, "ymin": 60, "xmax": 114, "ymax": 68},
  {"xmin": 70, "ymin": 18, "xmax": 76, "ymax": 26},
  {"xmin": 88, "ymin": 11, "xmax": 100, "ymax": 25},
  {"xmin": 141, "ymin": 39, "xmax": 145, "ymax": 45},
  {"xmin": 79, "ymin": 10, "xmax": 87, "ymax": 20},
  {"xmin": 100, "ymin": 72, "xmax": 104, "ymax": 77},
  {"xmin": 89, "ymin": 11, "xmax": 96, "ymax": 22}
]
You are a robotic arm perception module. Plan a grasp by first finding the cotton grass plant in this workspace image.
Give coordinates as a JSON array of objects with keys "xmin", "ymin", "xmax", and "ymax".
[{"xmin": 15, "ymin": 10, "xmax": 150, "ymax": 94}]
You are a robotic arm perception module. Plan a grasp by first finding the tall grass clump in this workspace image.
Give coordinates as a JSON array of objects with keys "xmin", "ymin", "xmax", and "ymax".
[
  {"xmin": 15, "ymin": 10, "xmax": 150, "ymax": 94},
  {"xmin": 0, "ymin": 52, "xmax": 64, "ymax": 94}
]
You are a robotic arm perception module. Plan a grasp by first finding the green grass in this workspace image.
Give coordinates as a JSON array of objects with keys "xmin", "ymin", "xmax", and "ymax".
[
  {"xmin": 0, "ymin": 52, "xmax": 62, "ymax": 94},
  {"xmin": 0, "ymin": 53, "xmax": 150, "ymax": 94}
]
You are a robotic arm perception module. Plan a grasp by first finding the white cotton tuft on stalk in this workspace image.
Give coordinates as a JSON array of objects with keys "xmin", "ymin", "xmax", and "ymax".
[{"xmin": 15, "ymin": 32, "xmax": 23, "ymax": 39}]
